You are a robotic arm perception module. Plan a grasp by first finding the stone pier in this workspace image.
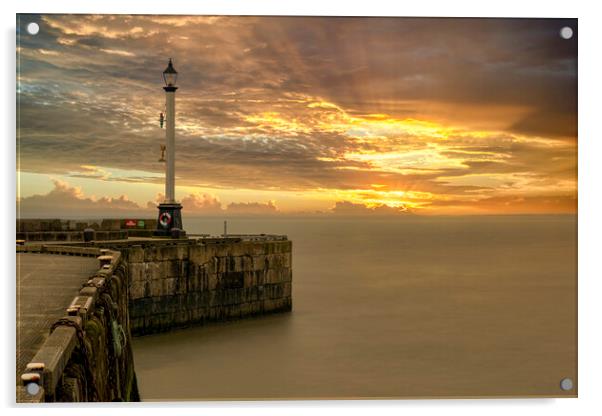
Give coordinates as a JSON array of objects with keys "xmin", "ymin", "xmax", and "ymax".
[{"xmin": 16, "ymin": 234, "xmax": 293, "ymax": 402}]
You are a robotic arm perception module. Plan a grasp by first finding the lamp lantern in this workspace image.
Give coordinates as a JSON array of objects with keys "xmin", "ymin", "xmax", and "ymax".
[{"xmin": 162, "ymin": 58, "xmax": 178, "ymax": 87}]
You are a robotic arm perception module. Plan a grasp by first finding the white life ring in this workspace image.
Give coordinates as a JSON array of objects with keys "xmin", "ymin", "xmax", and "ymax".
[{"xmin": 159, "ymin": 212, "xmax": 172, "ymax": 227}]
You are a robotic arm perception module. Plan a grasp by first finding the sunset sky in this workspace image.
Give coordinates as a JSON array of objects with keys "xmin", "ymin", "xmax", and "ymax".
[{"xmin": 16, "ymin": 15, "xmax": 577, "ymax": 216}]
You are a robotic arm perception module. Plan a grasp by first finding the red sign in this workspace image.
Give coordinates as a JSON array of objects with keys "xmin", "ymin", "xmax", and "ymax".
[{"xmin": 125, "ymin": 219, "xmax": 137, "ymax": 228}]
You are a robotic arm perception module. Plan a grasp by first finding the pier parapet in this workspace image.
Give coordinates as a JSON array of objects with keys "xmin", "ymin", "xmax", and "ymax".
[
  {"xmin": 16, "ymin": 218, "xmax": 158, "ymax": 242},
  {"xmin": 17, "ymin": 247, "xmax": 139, "ymax": 402}
]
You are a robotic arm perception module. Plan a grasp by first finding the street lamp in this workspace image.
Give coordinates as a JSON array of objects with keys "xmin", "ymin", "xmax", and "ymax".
[{"xmin": 155, "ymin": 58, "xmax": 185, "ymax": 238}]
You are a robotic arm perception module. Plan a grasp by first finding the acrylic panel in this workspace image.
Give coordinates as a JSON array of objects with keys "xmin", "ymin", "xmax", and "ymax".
[{"xmin": 16, "ymin": 14, "xmax": 577, "ymax": 402}]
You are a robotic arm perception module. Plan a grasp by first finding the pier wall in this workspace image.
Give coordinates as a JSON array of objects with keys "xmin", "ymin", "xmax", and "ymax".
[
  {"xmin": 17, "ymin": 246, "xmax": 139, "ymax": 402},
  {"xmin": 16, "ymin": 218, "xmax": 157, "ymax": 242},
  {"xmin": 123, "ymin": 239, "xmax": 292, "ymax": 335}
]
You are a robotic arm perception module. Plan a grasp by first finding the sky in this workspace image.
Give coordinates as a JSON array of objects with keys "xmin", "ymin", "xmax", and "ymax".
[{"xmin": 16, "ymin": 15, "xmax": 577, "ymax": 216}]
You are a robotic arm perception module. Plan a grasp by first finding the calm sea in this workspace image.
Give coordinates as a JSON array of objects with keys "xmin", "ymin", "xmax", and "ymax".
[{"xmin": 132, "ymin": 215, "xmax": 577, "ymax": 400}]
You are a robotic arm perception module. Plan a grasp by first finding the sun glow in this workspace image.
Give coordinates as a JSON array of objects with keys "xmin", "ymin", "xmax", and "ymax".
[
  {"xmin": 315, "ymin": 187, "xmax": 437, "ymax": 211},
  {"xmin": 242, "ymin": 97, "xmax": 459, "ymax": 140}
]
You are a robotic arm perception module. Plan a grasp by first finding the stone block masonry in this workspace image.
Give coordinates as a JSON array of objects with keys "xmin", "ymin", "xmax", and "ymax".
[{"xmin": 125, "ymin": 238, "xmax": 292, "ymax": 335}]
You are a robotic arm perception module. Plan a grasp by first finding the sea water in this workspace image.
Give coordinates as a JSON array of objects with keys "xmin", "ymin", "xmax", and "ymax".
[{"xmin": 132, "ymin": 215, "xmax": 577, "ymax": 400}]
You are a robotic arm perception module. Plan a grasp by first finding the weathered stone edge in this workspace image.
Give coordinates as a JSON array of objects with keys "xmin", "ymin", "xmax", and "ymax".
[
  {"xmin": 16, "ymin": 244, "xmax": 101, "ymax": 257},
  {"xmin": 17, "ymin": 249, "xmax": 121, "ymax": 403}
]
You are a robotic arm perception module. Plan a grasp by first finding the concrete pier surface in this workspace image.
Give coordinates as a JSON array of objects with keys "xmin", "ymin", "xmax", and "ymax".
[{"xmin": 16, "ymin": 253, "xmax": 99, "ymax": 384}]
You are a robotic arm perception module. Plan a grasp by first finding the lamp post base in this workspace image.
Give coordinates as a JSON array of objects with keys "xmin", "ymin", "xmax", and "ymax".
[{"xmin": 154, "ymin": 202, "xmax": 186, "ymax": 238}]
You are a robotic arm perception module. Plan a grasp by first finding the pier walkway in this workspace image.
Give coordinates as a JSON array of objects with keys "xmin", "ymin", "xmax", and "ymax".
[{"xmin": 16, "ymin": 253, "xmax": 99, "ymax": 384}]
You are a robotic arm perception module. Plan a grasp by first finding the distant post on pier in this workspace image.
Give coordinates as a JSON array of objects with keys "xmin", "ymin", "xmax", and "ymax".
[
  {"xmin": 224, "ymin": 220, "xmax": 228, "ymax": 237},
  {"xmin": 155, "ymin": 58, "xmax": 185, "ymax": 238}
]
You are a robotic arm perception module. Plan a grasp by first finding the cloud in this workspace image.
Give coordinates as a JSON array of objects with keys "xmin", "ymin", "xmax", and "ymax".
[
  {"xmin": 181, "ymin": 193, "xmax": 223, "ymax": 212},
  {"xmin": 148, "ymin": 192, "xmax": 224, "ymax": 213},
  {"xmin": 18, "ymin": 180, "xmax": 285, "ymax": 217},
  {"xmin": 331, "ymin": 201, "xmax": 410, "ymax": 216},
  {"xmin": 155, "ymin": 193, "xmax": 280, "ymax": 215},
  {"xmin": 17, "ymin": 179, "xmax": 146, "ymax": 217},
  {"xmin": 100, "ymin": 48, "xmax": 136, "ymax": 57},
  {"xmin": 67, "ymin": 165, "xmax": 111, "ymax": 180},
  {"xmin": 147, "ymin": 192, "xmax": 280, "ymax": 215},
  {"xmin": 226, "ymin": 200, "xmax": 278, "ymax": 214}
]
